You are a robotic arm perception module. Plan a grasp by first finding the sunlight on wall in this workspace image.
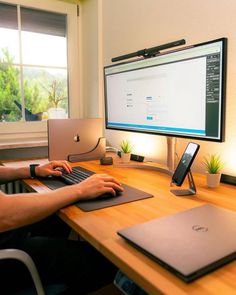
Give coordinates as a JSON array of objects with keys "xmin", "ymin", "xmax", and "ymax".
[
  {"xmin": 59, "ymin": 0, "xmax": 79, "ymax": 4},
  {"xmin": 129, "ymin": 133, "xmax": 163, "ymax": 159},
  {"xmin": 222, "ymin": 144, "xmax": 236, "ymax": 176},
  {"xmin": 105, "ymin": 129, "xmax": 168, "ymax": 165}
]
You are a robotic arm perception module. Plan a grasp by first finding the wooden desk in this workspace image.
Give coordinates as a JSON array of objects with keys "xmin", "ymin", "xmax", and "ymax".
[{"xmin": 3, "ymin": 158, "xmax": 236, "ymax": 295}]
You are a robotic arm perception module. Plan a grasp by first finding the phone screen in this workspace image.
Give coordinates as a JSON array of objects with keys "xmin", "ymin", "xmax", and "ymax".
[{"xmin": 172, "ymin": 142, "xmax": 200, "ymax": 186}]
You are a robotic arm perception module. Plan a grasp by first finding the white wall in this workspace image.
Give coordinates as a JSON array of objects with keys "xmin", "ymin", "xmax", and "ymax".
[
  {"xmin": 101, "ymin": 0, "xmax": 236, "ymax": 175},
  {"xmin": 79, "ymin": 0, "xmax": 100, "ymax": 118}
]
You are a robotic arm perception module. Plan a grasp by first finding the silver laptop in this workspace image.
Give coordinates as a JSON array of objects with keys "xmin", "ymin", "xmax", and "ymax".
[
  {"xmin": 118, "ymin": 204, "xmax": 236, "ymax": 282},
  {"xmin": 48, "ymin": 118, "xmax": 105, "ymax": 162}
]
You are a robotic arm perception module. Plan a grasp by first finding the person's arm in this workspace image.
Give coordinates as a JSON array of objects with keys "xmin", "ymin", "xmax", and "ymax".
[
  {"xmin": 0, "ymin": 160, "xmax": 72, "ymax": 184},
  {"xmin": 0, "ymin": 173, "xmax": 123, "ymax": 233}
]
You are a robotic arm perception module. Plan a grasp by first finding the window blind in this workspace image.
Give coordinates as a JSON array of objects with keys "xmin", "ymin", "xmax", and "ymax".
[
  {"xmin": 0, "ymin": 3, "xmax": 67, "ymax": 37},
  {"xmin": 0, "ymin": 3, "xmax": 17, "ymax": 30},
  {"xmin": 21, "ymin": 7, "xmax": 67, "ymax": 37}
]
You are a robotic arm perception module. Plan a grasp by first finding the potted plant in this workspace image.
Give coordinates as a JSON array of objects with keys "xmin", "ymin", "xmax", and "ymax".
[
  {"xmin": 120, "ymin": 139, "xmax": 132, "ymax": 163},
  {"xmin": 203, "ymin": 154, "xmax": 224, "ymax": 188}
]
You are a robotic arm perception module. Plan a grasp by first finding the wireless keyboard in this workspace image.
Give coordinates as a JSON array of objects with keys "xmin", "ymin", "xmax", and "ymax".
[{"xmin": 60, "ymin": 166, "xmax": 94, "ymax": 185}]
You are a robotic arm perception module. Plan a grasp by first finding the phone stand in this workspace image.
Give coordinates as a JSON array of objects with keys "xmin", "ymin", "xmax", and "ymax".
[{"xmin": 170, "ymin": 170, "xmax": 196, "ymax": 196}]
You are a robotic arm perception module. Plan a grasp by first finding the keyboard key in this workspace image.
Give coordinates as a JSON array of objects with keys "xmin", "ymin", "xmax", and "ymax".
[{"xmin": 60, "ymin": 166, "xmax": 94, "ymax": 185}]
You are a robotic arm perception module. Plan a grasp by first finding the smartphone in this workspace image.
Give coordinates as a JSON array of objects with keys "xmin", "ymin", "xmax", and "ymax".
[{"xmin": 172, "ymin": 142, "xmax": 200, "ymax": 186}]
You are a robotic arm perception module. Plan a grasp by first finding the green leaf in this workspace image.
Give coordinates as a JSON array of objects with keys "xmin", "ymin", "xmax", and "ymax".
[
  {"xmin": 120, "ymin": 139, "xmax": 132, "ymax": 153},
  {"xmin": 202, "ymin": 154, "xmax": 224, "ymax": 174}
]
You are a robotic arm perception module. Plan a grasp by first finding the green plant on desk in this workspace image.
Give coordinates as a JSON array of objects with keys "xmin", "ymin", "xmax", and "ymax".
[
  {"xmin": 203, "ymin": 154, "xmax": 224, "ymax": 174},
  {"xmin": 120, "ymin": 139, "xmax": 133, "ymax": 163},
  {"xmin": 203, "ymin": 154, "xmax": 224, "ymax": 188},
  {"xmin": 120, "ymin": 139, "xmax": 133, "ymax": 154}
]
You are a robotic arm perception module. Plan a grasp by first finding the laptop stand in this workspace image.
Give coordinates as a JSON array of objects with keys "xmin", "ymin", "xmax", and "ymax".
[{"xmin": 67, "ymin": 137, "xmax": 106, "ymax": 162}]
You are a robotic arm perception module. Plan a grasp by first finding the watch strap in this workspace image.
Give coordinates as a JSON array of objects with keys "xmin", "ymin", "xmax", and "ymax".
[{"xmin": 30, "ymin": 164, "xmax": 39, "ymax": 178}]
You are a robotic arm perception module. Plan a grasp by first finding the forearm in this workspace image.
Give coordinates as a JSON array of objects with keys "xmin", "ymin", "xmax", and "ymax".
[
  {"xmin": 0, "ymin": 166, "xmax": 30, "ymax": 184},
  {"xmin": 0, "ymin": 173, "xmax": 123, "ymax": 233},
  {"xmin": 0, "ymin": 161, "xmax": 72, "ymax": 184},
  {"xmin": 0, "ymin": 186, "xmax": 80, "ymax": 232}
]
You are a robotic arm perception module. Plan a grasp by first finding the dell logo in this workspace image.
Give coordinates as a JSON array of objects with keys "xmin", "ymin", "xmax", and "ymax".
[
  {"xmin": 192, "ymin": 225, "xmax": 208, "ymax": 232},
  {"xmin": 73, "ymin": 135, "xmax": 80, "ymax": 142}
]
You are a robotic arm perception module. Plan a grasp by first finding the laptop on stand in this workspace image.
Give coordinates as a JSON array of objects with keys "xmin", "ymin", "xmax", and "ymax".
[{"xmin": 48, "ymin": 118, "xmax": 106, "ymax": 162}]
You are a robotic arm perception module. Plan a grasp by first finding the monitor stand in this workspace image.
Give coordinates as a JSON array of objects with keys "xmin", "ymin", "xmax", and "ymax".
[
  {"xmin": 170, "ymin": 170, "xmax": 196, "ymax": 196},
  {"xmin": 113, "ymin": 136, "xmax": 176, "ymax": 176},
  {"xmin": 166, "ymin": 136, "xmax": 176, "ymax": 172}
]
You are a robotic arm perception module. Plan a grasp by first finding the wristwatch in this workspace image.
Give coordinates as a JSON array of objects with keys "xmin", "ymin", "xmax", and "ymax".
[{"xmin": 29, "ymin": 164, "xmax": 39, "ymax": 179}]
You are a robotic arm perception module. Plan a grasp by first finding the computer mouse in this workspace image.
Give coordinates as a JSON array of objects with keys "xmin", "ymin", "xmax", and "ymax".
[{"xmin": 99, "ymin": 190, "xmax": 123, "ymax": 200}]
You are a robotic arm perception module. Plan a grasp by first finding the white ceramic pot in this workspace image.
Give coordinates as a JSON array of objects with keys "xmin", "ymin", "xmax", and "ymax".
[
  {"xmin": 206, "ymin": 173, "xmax": 221, "ymax": 188},
  {"xmin": 121, "ymin": 152, "xmax": 131, "ymax": 163}
]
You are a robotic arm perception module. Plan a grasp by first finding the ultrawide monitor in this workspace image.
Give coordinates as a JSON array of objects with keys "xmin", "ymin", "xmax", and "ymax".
[{"xmin": 104, "ymin": 38, "xmax": 227, "ymax": 142}]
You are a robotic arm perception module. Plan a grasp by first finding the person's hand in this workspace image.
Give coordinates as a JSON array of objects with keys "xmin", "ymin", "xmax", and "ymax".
[
  {"xmin": 73, "ymin": 174, "xmax": 124, "ymax": 200},
  {"xmin": 36, "ymin": 161, "xmax": 72, "ymax": 177}
]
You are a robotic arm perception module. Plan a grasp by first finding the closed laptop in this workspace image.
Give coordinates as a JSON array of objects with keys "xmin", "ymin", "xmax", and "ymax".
[{"xmin": 118, "ymin": 204, "xmax": 236, "ymax": 282}]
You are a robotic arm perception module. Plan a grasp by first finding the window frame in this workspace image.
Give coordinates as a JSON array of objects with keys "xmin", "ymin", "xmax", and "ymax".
[{"xmin": 0, "ymin": 0, "xmax": 80, "ymax": 141}]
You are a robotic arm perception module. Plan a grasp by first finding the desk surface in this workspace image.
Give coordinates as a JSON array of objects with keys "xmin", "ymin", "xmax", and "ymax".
[{"xmin": 3, "ymin": 157, "xmax": 236, "ymax": 295}]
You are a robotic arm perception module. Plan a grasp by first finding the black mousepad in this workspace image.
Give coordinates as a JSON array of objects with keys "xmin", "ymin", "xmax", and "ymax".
[{"xmin": 39, "ymin": 177, "xmax": 153, "ymax": 211}]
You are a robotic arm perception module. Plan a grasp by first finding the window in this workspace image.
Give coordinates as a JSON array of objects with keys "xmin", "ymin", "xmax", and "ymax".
[
  {"xmin": 0, "ymin": 0, "xmax": 79, "ymax": 142},
  {"xmin": 0, "ymin": 3, "xmax": 68, "ymax": 122}
]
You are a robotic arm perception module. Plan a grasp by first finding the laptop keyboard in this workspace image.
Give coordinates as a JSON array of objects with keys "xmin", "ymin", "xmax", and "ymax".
[{"xmin": 60, "ymin": 166, "xmax": 94, "ymax": 185}]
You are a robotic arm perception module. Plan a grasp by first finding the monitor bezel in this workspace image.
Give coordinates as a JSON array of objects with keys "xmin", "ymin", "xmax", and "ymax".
[{"xmin": 104, "ymin": 37, "xmax": 227, "ymax": 142}]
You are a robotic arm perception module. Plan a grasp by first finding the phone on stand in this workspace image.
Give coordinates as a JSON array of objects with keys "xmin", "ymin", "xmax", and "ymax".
[{"xmin": 171, "ymin": 142, "xmax": 200, "ymax": 196}]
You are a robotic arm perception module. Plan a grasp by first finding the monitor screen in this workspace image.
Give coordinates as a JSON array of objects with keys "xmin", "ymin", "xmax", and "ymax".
[{"xmin": 104, "ymin": 38, "xmax": 227, "ymax": 142}]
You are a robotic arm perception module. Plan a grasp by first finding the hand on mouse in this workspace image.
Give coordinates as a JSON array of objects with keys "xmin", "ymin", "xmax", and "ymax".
[{"xmin": 71, "ymin": 174, "xmax": 124, "ymax": 200}]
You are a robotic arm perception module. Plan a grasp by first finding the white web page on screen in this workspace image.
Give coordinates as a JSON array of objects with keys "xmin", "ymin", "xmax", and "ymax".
[{"xmin": 106, "ymin": 56, "xmax": 206, "ymax": 135}]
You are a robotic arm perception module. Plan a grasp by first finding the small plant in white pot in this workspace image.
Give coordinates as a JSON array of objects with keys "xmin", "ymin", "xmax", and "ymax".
[
  {"xmin": 120, "ymin": 140, "xmax": 132, "ymax": 163},
  {"xmin": 203, "ymin": 154, "xmax": 224, "ymax": 188}
]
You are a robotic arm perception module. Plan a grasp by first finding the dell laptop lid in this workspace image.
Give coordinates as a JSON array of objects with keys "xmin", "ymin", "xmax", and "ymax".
[
  {"xmin": 118, "ymin": 204, "xmax": 236, "ymax": 282},
  {"xmin": 48, "ymin": 118, "xmax": 105, "ymax": 162}
]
